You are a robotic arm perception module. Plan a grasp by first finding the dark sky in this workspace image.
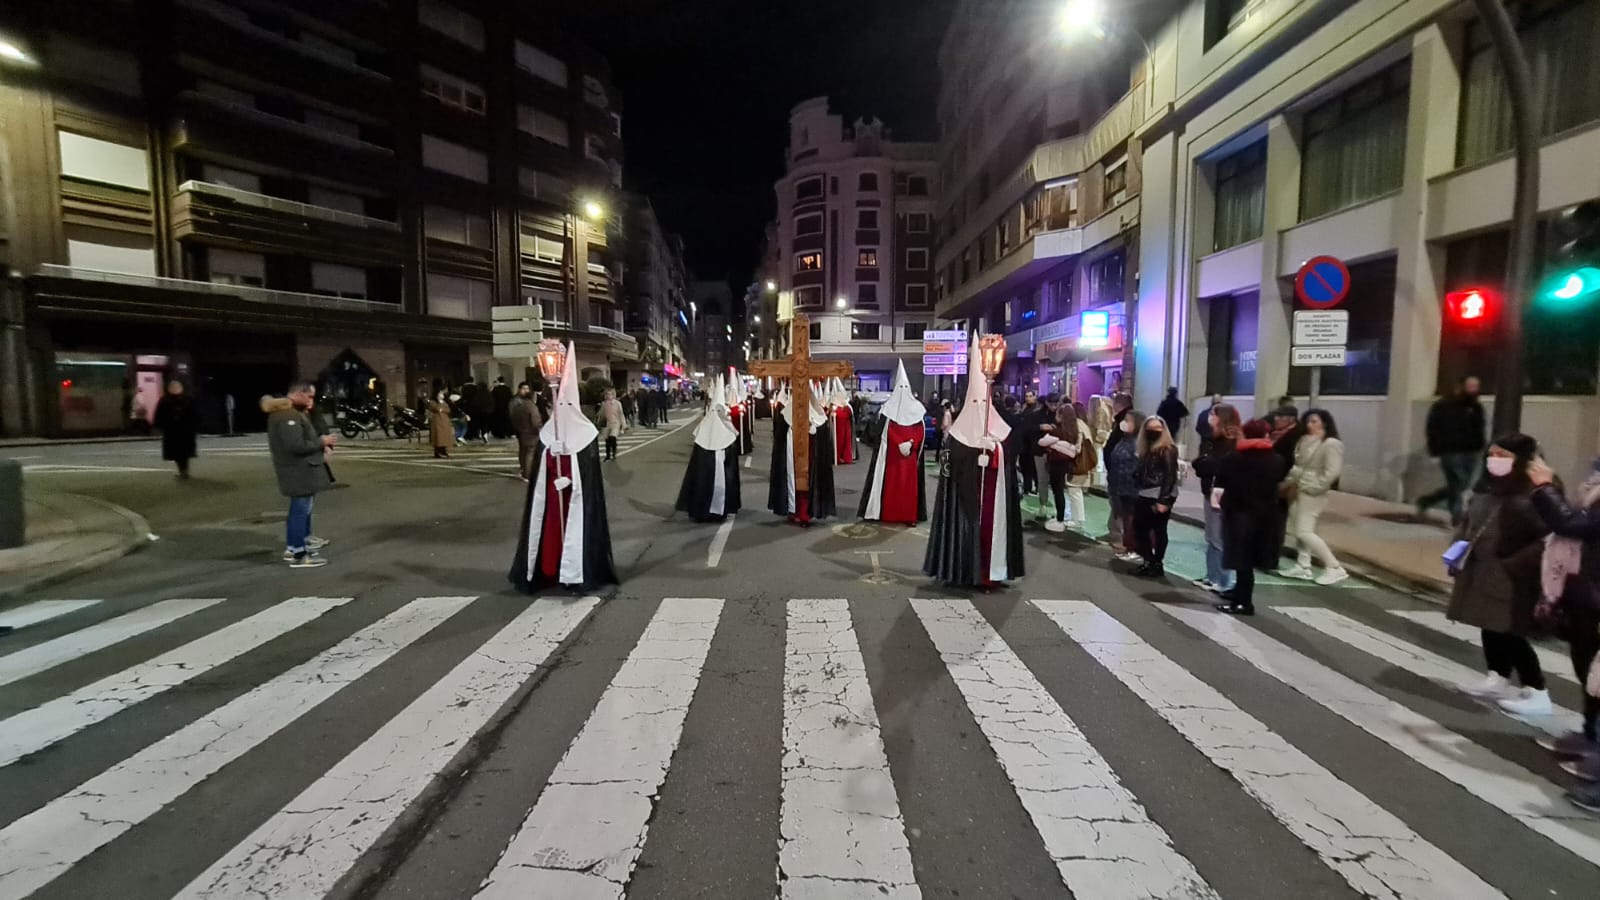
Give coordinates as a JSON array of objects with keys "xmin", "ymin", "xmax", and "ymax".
[{"xmin": 549, "ymin": 0, "xmax": 958, "ymax": 288}]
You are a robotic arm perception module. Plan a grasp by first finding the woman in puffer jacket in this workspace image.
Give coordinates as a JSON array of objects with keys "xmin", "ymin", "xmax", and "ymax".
[{"xmin": 1281, "ymin": 408, "xmax": 1348, "ymax": 586}]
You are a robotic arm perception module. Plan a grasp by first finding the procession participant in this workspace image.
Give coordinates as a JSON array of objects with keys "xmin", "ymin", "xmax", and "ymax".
[
  {"xmin": 677, "ymin": 377, "xmax": 742, "ymax": 522},
  {"xmin": 768, "ymin": 382, "xmax": 837, "ymax": 523},
  {"xmin": 859, "ymin": 360, "xmax": 927, "ymax": 525},
  {"xmin": 830, "ymin": 377, "xmax": 856, "ymax": 465}
]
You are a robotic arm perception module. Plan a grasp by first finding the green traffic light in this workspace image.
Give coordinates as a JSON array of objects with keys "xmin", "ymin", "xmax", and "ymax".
[{"xmin": 1541, "ymin": 267, "xmax": 1600, "ymax": 305}]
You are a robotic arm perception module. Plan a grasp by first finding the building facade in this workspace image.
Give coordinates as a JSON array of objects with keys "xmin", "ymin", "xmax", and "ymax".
[
  {"xmin": 623, "ymin": 197, "xmax": 691, "ymax": 388},
  {"xmin": 773, "ymin": 97, "xmax": 937, "ymax": 394},
  {"xmin": 0, "ymin": 0, "xmax": 631, "ymax": 436},
  {"xmin": 691, "ymin": 280, "xmax": 732, "ymax": 376}
]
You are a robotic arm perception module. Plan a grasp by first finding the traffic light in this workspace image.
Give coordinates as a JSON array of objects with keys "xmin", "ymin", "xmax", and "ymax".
[
  {"xmin": 1540, "ymin": 201, "xmax": 1600, "ymax": 307},
  {"xmin": 1445, "ymin": 287, "xmax": 1496, "ymax": 326}
]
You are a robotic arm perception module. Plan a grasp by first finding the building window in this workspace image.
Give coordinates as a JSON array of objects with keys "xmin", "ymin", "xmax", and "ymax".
[
  {"xmin": 585, "ymin": 133, "xmax": 608, "ymax": 162},
  {"xmin": 795, "ymin": 252, "xmax": 823, "ymax": 272},
  {"xmin": 1205, "ymin": 0, "xmax": 1261, "ymax": 49},
  {"xmin": 518, "ymin": 168, "xmax": 570, "ymax": 203},
  {"xmin": 515, "ymin": 41, "xmax": 568, "ymax": 86},
  {"xmin": 427, "ymin": 273, "xmax": 492, "ymax": 320},
  {"xmin": 796, "ymin": 176, "xmax": 823, "ymax": 202},
  {"xmin": 525, "ymin": 232, "xmax": 566, "ymax": 263},
  {"xmin": 1103, "ymin": 156, "xmax": 1128, "ymax": 206},
  {"xmin": 907, "ymin": 248, "xmax": 929, "ymax": 270},
  {"xmin": 858, "ymin": 249, "xmax": 878, "ymax": 267},
  {"xmin": 207, "ymin": 247, "xmax": 265, "ymax": 286},
  {"xmin": 851, "ymin": 322, "xmax": 882, "ymax": 341},
  {"xmin": 420, "ymin": 65, "xmax": 485, "ymax": 114},
  {"xmin": 906, "ymin": 212, "xmax": 930, "ymax": 233},
  {"xmin": 858, "ymin": 172, "xmax": 879, "ymax": 192},
  {"xmin": 905, "ymin": 283, "xmax": 930, "ymax": 307},
  {"xmin": 583, "ymin": 75, "xmax": 609, "ymax": 108},
  {"xmin": 858, "ymin": 209, "xmax": 879, "ymax": 229},
  {"xmin": 421, "ymin": 135, "xmax": 488, "ymax": 182},
  {"xmin": 896, "ymin": 173, "xmax": 930, "ymax": 196},
  {"xmin": 417, "ymin": 0, "xmax": 484, "ymax": 51},
  {"xmin": 1300, "ymin": 63, "xmax": 1409, "ymax": 220},
  {"xmin": 1288, "ymin": 257, "xmax": 1397, "ymax": 396},
  {"xmin": 202, "ymin": 163, "xmax": 260, "ymax": 193},
  {"xmin": 1204, "ymin": 291, "xmax": 1259, "ymax": 396},
  {"xmin": 517, "ymin": 105, "xmax": 569, "ymax": 146},
  {"xmin": 1084, "ymin": 251, "xmax": 1126, "ymax": 305},
  {"xmin": 795, "ymin": 213, "xmax": 823, "ymax": 236},
  {"xmin": 857, "ymin": 284, "xmax": 879, "ymax": 307},
  {"xmin": 425, "ymin": 206, "xmax": 491, "ymax": 248},
  {"xmin": 796, "ymin": 287, "xmax": 823, "ymax": 310},
  {"xmin": 308, "ymin": 187, "xmax": 366, "ymax": 217},
  {"xmin": 809, "ymin": 321, "xmax": 823, "ymax": 341},
  {"xmin": 1032, "ymin": 179, "xmax": 1080, "ymax": 233},
  {"xmin": 997, "ymin": 219, "xmax": 1011, "ymax": 255},
  {"xmin": 310, "ymin": 262, "xmax": 368, "ymax": 300},
  {"xmin": 1212, "ymin": 140, "xmax": 1266, "ymax": 252},
  {"xmin": 1458, "ymin": 0, "xmax": 1600, "ymax": 167},
  {"xmin": 56, "ymin": 131, "xmax": 149, "ymax": 190},
  {"xmin": 65, "ymin": 226, "xmax": 155, "ymax": 275},
  {"xmin": 903, "ymin": 322, "xmax": 927, "ymax": 340},
  {"xmin": 304, "ymin": 109, "xmax": 362, "ymax": 141}
]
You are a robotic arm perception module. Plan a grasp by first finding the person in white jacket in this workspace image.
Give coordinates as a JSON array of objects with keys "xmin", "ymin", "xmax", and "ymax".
[
  {"xmin": 1037, "ymin": 402, "xmax": 1095, "ymax": 533},
  {"xmin": 1282, "ymin": 408, "xmax": 1348, "ymax": 585}
]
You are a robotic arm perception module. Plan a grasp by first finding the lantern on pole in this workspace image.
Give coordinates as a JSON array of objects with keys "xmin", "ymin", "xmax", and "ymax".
[
  {"xmin": 537, "ymin": 339, "xmax": 567, "ymax": 384},
  {"xmin": 978, "ymin": 334, "xmax": 1007, "ymax": 378}
]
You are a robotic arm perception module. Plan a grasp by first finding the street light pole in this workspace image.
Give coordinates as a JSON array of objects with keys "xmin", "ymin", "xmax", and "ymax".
[{"xmin": 1467, "ymin": 0, "xmax": 1538, "ymax": 434}]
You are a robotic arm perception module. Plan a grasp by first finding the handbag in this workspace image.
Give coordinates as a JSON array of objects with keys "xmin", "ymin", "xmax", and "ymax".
[{"xmin": 1444, "ymin": 506, "xmax": 1499, "ymax": 578}]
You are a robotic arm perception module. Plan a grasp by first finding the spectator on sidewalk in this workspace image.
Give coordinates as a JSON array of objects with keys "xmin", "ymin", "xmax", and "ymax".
[
  {"xmin": 154, "ymin": 380, "xmax": 198, "ymax": 480},
  {"xmin": 510, "ymin": 381, "xmax": 542, "ymax": 479},
  {"xmin": 265, "ymin": 383, "xmax": 336, "ymax": 568},
  {"xmin": 1105, "ymin": 409, "xmax": 1144, "ymax": 560},
  {"xmin": 1131, "ymin": 414, "xmax": 1180, "ymax": 578},
  {"xmin": 1281, "ymin": 409, "xmax": 1350, "ymax": 586},
  {"xmin": 490, "ymin": 377, "xmax": 514, "ymax": 439},
  {"xmin": 1038, "ymin": 401, "xmax": 1094, "ymax": 533},
  {"xmin": 1215, "ymin": 419, "xmax": 1289, "ymax": 616},
  {"xmin": 600, "ymin": 388, "xmax": 625, "ymax": 461},
  {"xmin": 1267, "ymin": 404, "xmax": 1302, "ymax": 569},
  {"xmin": 1014, "ymin": 391, "xmax": 1049, "ymax": 512},
  {"xmin": 1192, "ymin": 403, "xmax": 1241, "ymax": 593},
  {"xmin": 1156, "ymin": 387, "xmax": 1190, "ymax": 437},
  {"xmin": 1527, "ymin": 457, "xmax": 1600, "ymax": 790},
  {"xmin": 428, "ymin": 390, "xmax": 454, "ymax": 459},
  {"xmin": 1195, "ymin": 393, "xmax": 1223, "ymax": 446},
  {"xmin": 1418, "ymin": 376, "xmax": 1488, "ymax": 527},
  {"xmin": 1449, "ymin": 432, "xmax": 1551, "ymax": 715}
]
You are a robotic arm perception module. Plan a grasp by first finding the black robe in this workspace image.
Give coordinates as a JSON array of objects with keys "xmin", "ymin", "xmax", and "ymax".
[
  {"xmin": 768, "ymin": 413, "xmax": 837, "ymax": 519},
  {"xmin": 740, "ymin": 405, "xmax": 756, "ymax": 455},
  {"xmin": 923, "ymin": 440, "xmax": 1025, "ymax": 586},
  {"xmin": 508, "ymin": 441, "xmax": 618, "ymax": 592},
  {"xmin": 676, "ymin": 439, "xmax": 742, "ymax": 522},
  {"xmin": 857, "ymin": 416, "xmax": 927, "ymax": 523}
]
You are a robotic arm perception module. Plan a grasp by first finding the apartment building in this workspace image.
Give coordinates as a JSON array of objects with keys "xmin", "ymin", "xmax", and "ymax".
[
  {"xmin": 623, "ymin": 197, "xmax": 692, "ymax": 389},
  {"xmin": 773, "ymin": 97, "xmax": 937, "ymax": 393},
  {"xmin": 0, "ymin": 0, "xmax": 629, "ymax": 436}
]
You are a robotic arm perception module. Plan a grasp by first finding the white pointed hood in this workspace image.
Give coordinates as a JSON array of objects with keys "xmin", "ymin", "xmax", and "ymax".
[
  {"xmin": 696, "ymin": 376, "xmax": 737, "ymax": 450},
  {"xmin": 829, "ymin": 377, "xmax": 850, "ymax": 407},
  {"xmin": 880, "ymin": 359, "xmax": 926, "ymax": 427},
  {"xmin": 808, "ymin": 383, "xmax": 828, "ymax": 432},
  {"xmin": 540, "ymin": 342, "xmax": 599, "ymax": 454},
  {"xmin": 946, "ymin": 333, "xmax": 1010, "ymax": 447}
]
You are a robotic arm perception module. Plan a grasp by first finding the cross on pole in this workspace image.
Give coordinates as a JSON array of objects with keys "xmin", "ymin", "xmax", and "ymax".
[{"xmin": 748, "ymin": 313, "xmax": 852, "ymax": 495}]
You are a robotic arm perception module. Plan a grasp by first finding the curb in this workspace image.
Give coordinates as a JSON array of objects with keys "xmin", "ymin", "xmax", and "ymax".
[{"xmin": 0, "ymin": 495, "xmax": 152, "ymax": 603}]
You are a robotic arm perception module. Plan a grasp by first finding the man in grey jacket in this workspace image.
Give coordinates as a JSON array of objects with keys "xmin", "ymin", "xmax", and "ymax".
[{"xmin": 265, "ymin": 382, "xmax": 337, "ymax": 568}]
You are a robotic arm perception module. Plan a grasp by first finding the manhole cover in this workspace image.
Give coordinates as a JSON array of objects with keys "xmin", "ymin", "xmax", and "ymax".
[{"xmin": 832, "ymin": 523, "xmax": 878, "ymax": 540}]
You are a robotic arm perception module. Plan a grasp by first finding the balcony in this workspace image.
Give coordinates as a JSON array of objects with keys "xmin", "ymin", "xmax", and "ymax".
[
  {"xmin": 177, "ymin": 180, "xmax": 398, "ymax": 231},
  {"xmin": 37, "ymin": 264, "xmax": 397, "ymax": 313}
]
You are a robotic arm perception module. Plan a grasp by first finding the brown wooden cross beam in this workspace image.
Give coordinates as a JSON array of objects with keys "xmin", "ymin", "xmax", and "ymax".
[{"xmin": 748, "ymin": 313, "xmax": 853, "ymax": 494}]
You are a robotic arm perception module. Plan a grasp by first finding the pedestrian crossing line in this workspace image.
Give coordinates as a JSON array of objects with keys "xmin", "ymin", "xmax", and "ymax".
[
  {"xmin": 0, "ymin": 597, "xmax": 223, "ymax": 688},
  {"xmin": 1162, "ymin": 607, "xmax": 1600, "ymax": 867},
  {"xmin": 177, "ymin": 595, "xmax": 600, "ymax": 900},
  {"xmin": 911, "ymin": 598, "xmax": 1217, "ymax": 900},
  {"xmin": 474, "ymin": 597, "xmax": 722, "ymax": 899},
  {"xmin": 1388, "ymin": 608, "xmax": 1580, "ymax": 688},
  {"xmin": 0, "ymin": 596, "xmax": 473, "ymax": 900},
  {"xmin": 1034, "ymin": 600, "xmax": 1505, "ymax": 900},
  {"xmin": 779, "ymin": 598, "xmax": 918, "ymax": 900},
  {"xmin": 1272, "ymin": 606, "xmax": 1584, "ymax": 738},
  {"xmin": 0, "ymin": 599, "xmax": 102, "ymax": 631},
  {"xmin": 0, "ymin": 596, "xmax": 351, "ymax": 768},
  {"xmin": 707, "ymin": 514, "xmax": 735, "ymax": 568}
]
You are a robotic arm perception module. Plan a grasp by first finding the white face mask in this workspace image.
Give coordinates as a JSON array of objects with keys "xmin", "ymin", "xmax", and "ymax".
[
  {"xmin": 1485, "ymin": 456, "xmax": 1515, "ymax": 478},
  {"xmin": 1120, "ymin": 421, "xmax": 1135, "ymax": 434}
]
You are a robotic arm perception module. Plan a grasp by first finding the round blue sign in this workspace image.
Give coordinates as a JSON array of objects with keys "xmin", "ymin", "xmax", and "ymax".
[{"xmin": 1295, "ymin": 256, "xmax": 1351, "ymax": 309}]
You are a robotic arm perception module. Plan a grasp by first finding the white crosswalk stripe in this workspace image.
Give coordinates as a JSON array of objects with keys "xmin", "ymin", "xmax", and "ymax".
[
  {"xmin": 0, "ymin": 599, "xmax": 101, "ymax": 631},
  {"xmin": 3, "ymin": 591, "xmax": 1599, "ymax": 897},
  {"xmin": 1388, "ymin": 607, "xmax": 1581, "ymax": 687}
]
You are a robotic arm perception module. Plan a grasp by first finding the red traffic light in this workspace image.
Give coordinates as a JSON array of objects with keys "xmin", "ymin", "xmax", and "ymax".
[{"xmin": 1445, "ymin": 288, "xmax": 1495, "ymax": 324}]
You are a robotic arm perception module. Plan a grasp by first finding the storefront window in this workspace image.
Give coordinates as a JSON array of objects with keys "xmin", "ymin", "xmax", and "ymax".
[
  {"xmin": 56, "ymin": 354, "xmax": 134, "ymax": 434},
  {"xmin": 1204, "ymin": 292, "xmax": 1258, "ymax": 396}
]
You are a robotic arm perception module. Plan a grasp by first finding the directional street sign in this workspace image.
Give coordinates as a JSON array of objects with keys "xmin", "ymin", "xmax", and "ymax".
[
  {"xmin": 1292, "ymin": 310, "xmax": 1349, "ymax": 346},
  {"xmin": 1294, "ymin": 255, "xmax": 1351, "ymax": 309},
  {"xmin": 1292, "ymin": 346, "xmax": 1347, "ymax": 367}
]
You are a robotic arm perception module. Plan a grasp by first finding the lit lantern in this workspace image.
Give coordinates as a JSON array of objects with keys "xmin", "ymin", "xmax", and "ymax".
[
  {"xmin": 537, "ymin": 338, "xmax": 567, "ymax": 381},
  {"xmin": 978, "ymin": 334, "xmax": 1008, "ymax": 378}
]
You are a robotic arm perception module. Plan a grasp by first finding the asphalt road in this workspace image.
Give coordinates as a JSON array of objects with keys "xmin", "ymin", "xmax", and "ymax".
[{"xmin": 0, "ymin": 419, "xmax": 1595, "ymax": 899}]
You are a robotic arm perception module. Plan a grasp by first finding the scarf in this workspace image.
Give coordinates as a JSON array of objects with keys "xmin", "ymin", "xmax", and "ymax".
[{"xmin": 1543, "ymin": 473, "xmax": 1600, "ymax": 603}]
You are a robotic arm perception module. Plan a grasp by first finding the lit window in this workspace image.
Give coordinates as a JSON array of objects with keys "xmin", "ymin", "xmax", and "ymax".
[
  {"xmin": 851, "ymin": 322, "xmax": 881, "ymax": 340},
  {"xmin": 796, "ymin": 253, "xmax": 823, "ymax": 272},
  {"xmin": 858, "ymin": 249, "xmax": 878, "ymax": 267}
]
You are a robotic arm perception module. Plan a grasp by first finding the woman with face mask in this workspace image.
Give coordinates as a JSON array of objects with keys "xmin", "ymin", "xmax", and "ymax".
[
  {"xmin": 1281, "ymin": 409, "xmax": 1349, "ymax": 585},
  {"xmin": 1527, "ymin": 454, "xmax": 1600, "ymax": 810},
  {"xmin": 1128, "ymin": 415, "xmax": 1180, "ymax": 576},
  {"xmin": 1104, "ymin": 410, "xmax": 1145, "ymax": 562},
  {"xmin": 1447, "ymin": 433, "xmax": 1552, "ymax": 716}
]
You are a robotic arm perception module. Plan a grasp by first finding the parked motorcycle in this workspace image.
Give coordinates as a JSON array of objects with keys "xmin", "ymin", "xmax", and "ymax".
[
  {"xmin": 389, "ymin": 404, "xmax": 426, "ymax": 440},
  {"xmin": 336, "ymin": 400, "xmax": 388, "ymax": 439}
]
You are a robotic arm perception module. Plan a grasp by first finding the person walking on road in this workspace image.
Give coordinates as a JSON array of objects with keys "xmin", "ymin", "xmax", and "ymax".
[
  {"xmin": 1448, "ymin": 432, "xmax": 1552, "ymax": 715},
  {"xmin": 1418, "ymin": 375, "xmax": 1488, "ymax": 526},
  {"xmin": 264, "ymin": 383, "xmax": 336, "ymax": 568},
  {"xmin": 1281, "ymin": 409, "xmax": 1349, "ymax": 586},
  {"xmin": 510, "ymin": 382, "xmax": 543, "ymax": 480},
  {"xmin": 428, "ymin": 390, "xmax": 454, "ymax": 459},
  {"xmin": 1191, "ymin": 403, "xmax": 1242, "ymax": 593},
  {"xmin": 1214, "ymin": 419, "xmax": 1290, "ymax": 615},
  {"xmin": 490, "ymin": 376, "xmax": 514, "ymax": 439},
  {"xmin": 1130, "ymin": 413, "xmax": 1180, "ymax": 577},
  {"xmin": 1527, "ymin": 454, "xmax": 1600, "ymax": 806},
  {"xmin": 154, "ymin": 380, "xmax": 199, "ymax": 480},
  {"xmin": 600, "ymin": 388, "xmax": 625, "ymax": 461},
  {"xmin": 1156, "ymin": 387, "xmax": 1190, "ymax": 437},
  {"xmin": 621, "ymin": 390, "xmax": 636, "ymax": 428}
]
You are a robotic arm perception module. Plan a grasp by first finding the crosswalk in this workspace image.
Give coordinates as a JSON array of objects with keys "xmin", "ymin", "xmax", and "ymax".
[{"xmin": 0, "ymin": 591, "xmax": 1595, "ymax": 898}]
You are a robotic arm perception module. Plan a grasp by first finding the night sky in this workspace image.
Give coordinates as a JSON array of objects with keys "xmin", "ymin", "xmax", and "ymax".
[{"xmin": 549, "ymin": 0, "xmax": 958, "ymax": 292}]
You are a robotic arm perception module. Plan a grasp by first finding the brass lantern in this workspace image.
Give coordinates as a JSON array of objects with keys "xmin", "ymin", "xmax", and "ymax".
[
  {"xmin": 978, "ymin": 334, "xmax": 1008, "ymax": 378},
  {"xmin": 537, "ymin": 338, "xmax": 567, "ymax": 381}
]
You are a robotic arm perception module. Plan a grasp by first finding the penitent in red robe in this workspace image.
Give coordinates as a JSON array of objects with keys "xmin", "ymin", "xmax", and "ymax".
[
  {"xmin": 833, "ymin": 406, "xmax": 854, "ymax": 464},
  {"xmin": 878, "ymin": 420, "xmax": 924, "ymax": 523},
  {"xmin": 538, "ymin": 452, "xmax": 574, "ymax": 580}
]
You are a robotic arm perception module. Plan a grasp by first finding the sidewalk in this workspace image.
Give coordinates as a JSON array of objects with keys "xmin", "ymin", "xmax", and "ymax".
[{"xmin": 0, "ymin": 493, "xmax": 151, "ymax": 603}]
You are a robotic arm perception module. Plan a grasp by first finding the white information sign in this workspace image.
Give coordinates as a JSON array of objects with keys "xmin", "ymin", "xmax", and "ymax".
[
  {"xmin": 1292, "ymin": 310, "xmax": 1349, "ymax": 346},
  {"xmin": 1291, "ymin": 346, "xmax": 1347, "ymax": 367}
]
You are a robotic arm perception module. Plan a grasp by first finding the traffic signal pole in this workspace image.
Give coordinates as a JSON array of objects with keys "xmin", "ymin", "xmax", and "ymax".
[{"xmin": 1468, "ymin": 0, "xmax": 1539, "ymax": 435}]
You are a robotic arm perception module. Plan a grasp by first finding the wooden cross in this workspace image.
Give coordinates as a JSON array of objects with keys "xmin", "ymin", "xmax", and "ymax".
[{"xmin": 748, "ymin": 313, "xmax": 853, "ymax": 494}]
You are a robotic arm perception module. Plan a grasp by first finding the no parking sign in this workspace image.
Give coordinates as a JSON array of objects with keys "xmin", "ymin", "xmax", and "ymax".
[{"xmin": 1294, "ymin": 255, "xmax": 1351, "ymax": 309}]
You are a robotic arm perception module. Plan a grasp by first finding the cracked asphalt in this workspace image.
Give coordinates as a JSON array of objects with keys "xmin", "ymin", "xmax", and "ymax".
[{"xmin": 1, "ymin": 430, "xmax": 1597, "ymax": 899}]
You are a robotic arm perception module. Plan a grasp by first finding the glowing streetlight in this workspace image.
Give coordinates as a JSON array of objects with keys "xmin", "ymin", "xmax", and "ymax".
[
  {"xmin": 836, "ymin": 296, "xmax": 848, "ymax": 309},
  {"xmin": 765, "ymin": 280, "xmax": 777, "ymax": 292},
  {"xmin": 0, "ymin": 35, "xmax": 37, "ymax": 67},
  {"xmin": 1056, "ymin": 0, "xmax": 1106, "ymax": 38},
  {"xmin": 582, "ymin": 199, "xmax": 604, "ymax": 220},
  {"xmin": 752, "ymin": 315, "xmax": 761, "ymax": 323}
]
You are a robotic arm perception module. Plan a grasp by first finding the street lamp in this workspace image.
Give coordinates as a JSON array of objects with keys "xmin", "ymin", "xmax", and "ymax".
[
  {"xmin": 0, "ymin": 34, "xmax": 37, "ymax": 67},
  {"xmin": 836, "ymin": 296, "xmax": 848, "ymax": 309},
  {"xmin": 582, "ymin": 199, "xmax": 604, "ymax": 221},
  {"xmin": 752, "ymin": 315, "xmax": 761, "ymax": 324},
  {"xmin": 765, "ymin": 280, "xmax": 777, "ymax": 292},
  {"xmin": 1056, "ymin": 0, "xmax": 1105, "ymax": 38}
]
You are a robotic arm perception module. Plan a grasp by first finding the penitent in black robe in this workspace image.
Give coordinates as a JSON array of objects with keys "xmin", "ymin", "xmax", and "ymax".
[
  {"xmin": 767, "ymin": 413, "xmax": 837, "ymax": 520},
  {"xmin": 676, "ymin": 439, "xmax": 742, "ymax": 522},
  {"xmin": 922, "ymin": 440, "xmax": 1024, "ymax": 587},
  {"xmin": 508, "ymin": 441, "xmax": 618, "ymax": 592}
]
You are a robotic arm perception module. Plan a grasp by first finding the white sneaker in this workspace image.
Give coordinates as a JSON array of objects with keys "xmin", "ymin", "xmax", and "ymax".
[
  {"xmin": 1499, "ymin": 687, "xmax": 1554, "ymax": 716},
  {"xmin": 1314, "ymin": 567, "xmax": 1349, "ymax": 586},
  {"xmin": 1463, "ymin": 672, "xmax": 1513, "ymax": 699},
  {"xmin": 1192, "ymin": 578, "xmax": 1214, "ymax": 590},
  {"xmin": 1044, "ymin": 520, "xmax": 1066, "ymax": 533},
  {"xmin": 1117, "ymin": 551, "xmax": 1142, "ymax": 562},
  {"xmin": 305, "ymin": 536, "xmax": 330, "ymax": 550},
  {"xmin": 288, "ymin": 554, "xmax": 328, "ymax": 569},
  {"xmin": 1281, "ymin": 564, "xmax": 1315, "ymax": 580}
]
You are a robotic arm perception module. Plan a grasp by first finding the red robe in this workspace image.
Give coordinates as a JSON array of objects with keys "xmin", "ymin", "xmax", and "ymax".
[
  {"xmin": 538, "ymin": 452, "xmax": 574, "ymax": 580},
  {"xmin": 977, "ymin": 449, "xmax": 1002, "ymax": 587},
  {"xmin": 833, "ymin": 406, "xmax": 854, "ymax": 464},
  {"xmin": 878, "ymin": 421, "xmax": 924, "ymax": 524}
]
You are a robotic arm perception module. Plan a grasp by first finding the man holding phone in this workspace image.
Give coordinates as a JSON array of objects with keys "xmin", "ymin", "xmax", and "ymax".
[{"xmin": 265, "ymin": 381, "xmax": 338, "ymax": 568}]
